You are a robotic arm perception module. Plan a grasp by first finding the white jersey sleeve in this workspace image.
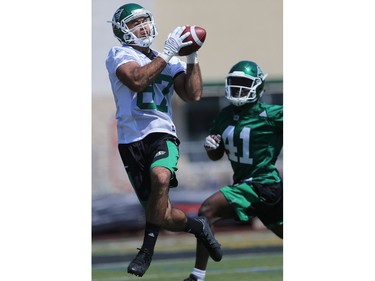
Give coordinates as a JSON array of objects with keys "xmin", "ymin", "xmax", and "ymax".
[{"xmin": 105, "ymin": 45, "xmax": 186, "ymax": 144}]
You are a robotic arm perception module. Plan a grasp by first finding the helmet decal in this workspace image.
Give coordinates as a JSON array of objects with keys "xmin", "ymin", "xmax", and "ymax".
[{"xmin": 113, "ymin": 8, "xmax": 123, "ymax": 22}]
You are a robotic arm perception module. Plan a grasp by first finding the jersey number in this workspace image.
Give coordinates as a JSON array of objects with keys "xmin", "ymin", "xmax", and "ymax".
[
  {"xmin": 222, "ymin": 126, "xmax": 253, "ymax": 164},
  {"xmin": 136, "ymin": 74, "xmax": 174, "ymax": 113}
]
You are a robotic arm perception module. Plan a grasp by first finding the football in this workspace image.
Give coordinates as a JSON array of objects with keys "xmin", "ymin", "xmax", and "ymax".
[{"xmin": 178, "ymin": 25, "xmax": 207, "ymax": 56}]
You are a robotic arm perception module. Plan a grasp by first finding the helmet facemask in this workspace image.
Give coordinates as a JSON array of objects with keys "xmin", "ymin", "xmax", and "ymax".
[
  {"xmin": 125, "ymin": 19, "xmax": 156, "ymax": 47},
  {"xmin": 225, "ymin": 65, "xmax": 268, "ymax": 107}
]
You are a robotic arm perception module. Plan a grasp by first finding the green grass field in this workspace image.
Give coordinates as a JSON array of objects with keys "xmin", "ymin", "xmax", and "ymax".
[{"xmin": 92, "ymin": 253, "xmax": 282, "ymax": 281}]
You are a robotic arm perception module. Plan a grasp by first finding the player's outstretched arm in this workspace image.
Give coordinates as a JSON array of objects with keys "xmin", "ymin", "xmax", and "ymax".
[{"xmin": 116, "ymin": 26, "xmax": 192, "ymax": 92}]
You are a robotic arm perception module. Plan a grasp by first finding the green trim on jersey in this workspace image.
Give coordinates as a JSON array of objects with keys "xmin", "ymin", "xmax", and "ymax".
[{"xmin": 210, "ymin": 101, "xmax": 283, "ymax": 185}]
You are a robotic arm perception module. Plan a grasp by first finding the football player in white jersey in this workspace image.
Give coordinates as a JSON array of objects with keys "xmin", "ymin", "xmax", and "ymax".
[{"xmin": 105, "ymin": 3, "xmax": 222, "ymax": 277}]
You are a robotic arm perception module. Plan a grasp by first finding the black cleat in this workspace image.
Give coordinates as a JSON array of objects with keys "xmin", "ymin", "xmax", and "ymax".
[
  {"xmin": 195, "ymin": 216, "xmax": 223, "ymax": 261},
  {"xmin": 183, "ymin": 274, "xmax": 198, "ymax": 281},
  {"xmin": 127, "ymin": 248, "xmax": 153, "ymax": 277}
]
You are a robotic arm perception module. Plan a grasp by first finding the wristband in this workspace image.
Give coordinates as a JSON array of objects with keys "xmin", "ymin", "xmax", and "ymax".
[
  {"xmin": 186, "ymin": 52, "xmax": 198, "ymax": 64},
  {"xmin": 158, "ymin": 52, "xmax": 172, "ymax": 63}
]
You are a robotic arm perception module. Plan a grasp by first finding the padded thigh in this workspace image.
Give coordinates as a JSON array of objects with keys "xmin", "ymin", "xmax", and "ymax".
[
  {"xmin": 220, "ymin": 182, "xmax": 260, "ymax": 222},
  {"xmin": 118, "ymin": 133, "xmax": 180, "ymax": 207},
  {"xmin": 220, "ymin": 181, "xmax": 283, "ymax": 228},
  {"xmin": 150, "ymin": 140, "xmax": 179, "ymax": 178}
]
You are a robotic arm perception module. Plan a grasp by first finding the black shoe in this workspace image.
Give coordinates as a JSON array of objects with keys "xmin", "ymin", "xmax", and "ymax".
[
  {"xmin": 195, "ymin": 216, "xmax": 222, "ymax": 261},
  {"xmin": 127, "ymin": 248, "xmax": 153, "ymax": 277},
  {"xmin": 183, "ymin": 274, "xmax": 198, "ymax": 281}
]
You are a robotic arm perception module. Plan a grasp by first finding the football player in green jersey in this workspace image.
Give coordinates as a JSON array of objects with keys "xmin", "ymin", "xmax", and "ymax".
[{"xmin": 184, "ymin": 60, "xmax": 283, "ymax": 281}]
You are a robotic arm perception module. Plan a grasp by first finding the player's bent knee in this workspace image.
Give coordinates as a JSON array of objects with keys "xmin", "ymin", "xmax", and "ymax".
[
  {"xmin": 198, "ymin": 203, "xmax": 215, "ymax": 220},
  {"xmin": 150, "ymin": 167, "xmax": 171, "ymax": 189}
]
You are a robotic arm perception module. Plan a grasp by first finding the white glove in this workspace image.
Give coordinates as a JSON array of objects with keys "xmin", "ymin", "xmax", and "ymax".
[
  {"xmin": 204, "ymin": 135, "xmax": 222, "ymax": 151},
  {"xmin": 158, "ymin": 26, "xmax": 193, "ymax": 63}
]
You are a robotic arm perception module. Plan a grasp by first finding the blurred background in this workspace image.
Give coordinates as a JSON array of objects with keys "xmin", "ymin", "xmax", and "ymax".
[{"xmin": 92, "ymin": 0, "xmax": 283, "ymax": 235}]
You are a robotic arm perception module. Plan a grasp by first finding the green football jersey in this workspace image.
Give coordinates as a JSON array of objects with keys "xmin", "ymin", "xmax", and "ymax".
[{"xmin": 210, "ymin": 101, "xmax": 283, "ymax": 185}]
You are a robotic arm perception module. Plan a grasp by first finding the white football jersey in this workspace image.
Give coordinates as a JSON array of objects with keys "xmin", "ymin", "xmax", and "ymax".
[{"xmin": 106, "ymin": 45, "xmax": 186, "ymax": 144}]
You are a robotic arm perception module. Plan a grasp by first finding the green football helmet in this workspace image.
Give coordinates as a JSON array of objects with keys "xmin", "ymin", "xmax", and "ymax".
[
  {"xmin": 225, "ymin": 60, "xmax": 268, "ymax": 106},
  {"xmin": 108, "ymin": 3, "xmax": 158, "ymax": 47}
]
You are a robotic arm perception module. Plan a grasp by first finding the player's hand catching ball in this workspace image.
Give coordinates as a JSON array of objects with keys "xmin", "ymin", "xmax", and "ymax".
[
  {"xmin": 204, "ymin": 135, "xmax": 221, "ymax": 151},
  {"xmin": 159, "ymin": 26, "xmax": 193, "ymax": 63}
]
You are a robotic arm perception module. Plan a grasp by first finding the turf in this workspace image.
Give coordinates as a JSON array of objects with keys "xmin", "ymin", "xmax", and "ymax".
[{"xmin": 92, "ymin": 253, "xmax": 282, "ymax": 281}]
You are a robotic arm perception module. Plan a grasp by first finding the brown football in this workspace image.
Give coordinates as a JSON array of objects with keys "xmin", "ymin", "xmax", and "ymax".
[{"xmin": 178, "ymin": 25, "xmax": 207, "ymax": 56}]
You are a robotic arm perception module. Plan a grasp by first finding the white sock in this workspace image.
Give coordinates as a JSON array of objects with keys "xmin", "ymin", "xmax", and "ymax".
[{"xmin": 192, "ymin": 268, "xmax": 206, "ymax": 281}]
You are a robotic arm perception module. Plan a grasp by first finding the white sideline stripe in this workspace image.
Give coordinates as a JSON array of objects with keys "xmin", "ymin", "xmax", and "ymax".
[
  {"xmin": 190, "ymin": 26, "xmax": 203, "ymax": 46},
  {"xmin": 92, "ymin": 266, "xmax": 282, "ymax": 281},
  {"xmin": 92, "ymin": 252, "xmax": 280, "ymax": 270}
]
